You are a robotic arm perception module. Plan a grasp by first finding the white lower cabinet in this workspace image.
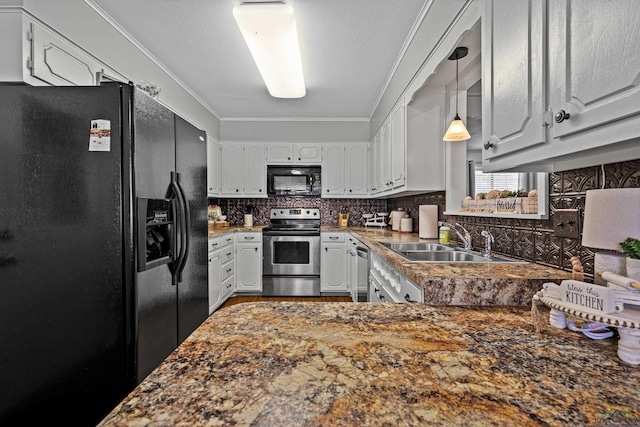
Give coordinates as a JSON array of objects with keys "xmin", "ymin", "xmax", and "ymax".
[
  {"xmin": 346, "ymin": 236, "xmax": 359, "ymax": 301},
  {"xmin": 208, "ymin": 250, "xmax": 222, "ymax": 314},
  {"xmin": 369, "ymin": 252, "xmax": 423, "ymax": 303},
  {"xmin": 208, "ymin": 235, "xmax": 235, "ymax": 314},
  {"xmin": 235, "ymin": 232, "xmax": 263, "ymax": 292},
  {"xmin": 321, "ymin": 233, "xmax": 348, "ymax": 292}
]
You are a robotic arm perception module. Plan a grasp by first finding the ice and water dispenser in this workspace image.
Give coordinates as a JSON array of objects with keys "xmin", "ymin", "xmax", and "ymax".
[{"xmin": 137, "ymin": 198, "xmax": 174, "ymax": 272}]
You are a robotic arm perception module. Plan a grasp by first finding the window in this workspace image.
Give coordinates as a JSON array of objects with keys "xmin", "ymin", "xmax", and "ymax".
[{"xmin": 474, "ymin": 171, "xmax": 520, "ymax": 195}]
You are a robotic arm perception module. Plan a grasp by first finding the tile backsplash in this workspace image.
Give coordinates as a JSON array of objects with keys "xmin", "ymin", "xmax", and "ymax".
[
  {"xmin": 211, "ymin": 158, "xmax": 639, "ymax": 279},
  {"xmin": 211, "ymin": 197, "xmax": 387, "ymax": 227}
]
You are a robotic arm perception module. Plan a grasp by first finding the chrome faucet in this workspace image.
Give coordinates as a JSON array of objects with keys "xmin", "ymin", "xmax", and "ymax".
[
  {"xmin": 481, "ymin": 230, "xmax": 495, "ymax": 258},
  {"xmin": 438, "ymin": 221, "xmax": 472, "ymax": 250}
]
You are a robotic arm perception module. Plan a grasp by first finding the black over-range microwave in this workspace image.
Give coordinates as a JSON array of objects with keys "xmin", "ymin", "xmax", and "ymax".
[{"xmin": 267, "ymin": 166, "xmax": 321, "ymax": 196}]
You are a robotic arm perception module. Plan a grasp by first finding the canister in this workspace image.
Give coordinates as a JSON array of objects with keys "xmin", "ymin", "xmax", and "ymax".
[
  {"xmin": 400, "ymin": 217, "xmax": 413, "ymax": 233},
  {"xmin": 439, "ymin": 226, "xmax": 450, "ymax": 244}
]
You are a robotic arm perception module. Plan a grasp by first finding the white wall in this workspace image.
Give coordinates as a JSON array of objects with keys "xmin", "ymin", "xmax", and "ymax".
[{"xmin": 220, "ymin": 120, "xmax": 370, "ymax": 142}]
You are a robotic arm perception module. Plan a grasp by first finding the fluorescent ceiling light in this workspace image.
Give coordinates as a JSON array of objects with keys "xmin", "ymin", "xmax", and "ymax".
[{"xmin": 233, "ymin": 2, "xmax": 306, "ymax": 98}]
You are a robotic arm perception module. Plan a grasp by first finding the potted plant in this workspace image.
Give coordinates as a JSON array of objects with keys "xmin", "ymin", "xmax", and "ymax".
[{"xmin": 620, "ymin": 237, "xmax": 640, "ymax": 281}]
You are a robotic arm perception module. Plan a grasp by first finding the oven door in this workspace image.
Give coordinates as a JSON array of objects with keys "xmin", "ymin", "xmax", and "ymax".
[{"xmin": 263, "ymin": 233, "xmax": 320, "ymax": 276}]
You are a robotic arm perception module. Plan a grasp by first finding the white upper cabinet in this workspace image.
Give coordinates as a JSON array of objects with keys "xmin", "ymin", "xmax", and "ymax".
[
  {"xmin": 322, "ymin": 143, "xmax": 345, "ymax": 196},
  {"xmin": 0, "ymin": 14, "xmax": 125, "ymax": 86},
  {"xmin": 207, "ymin": 138, "xmax": 221, "ymax": 196},
  {"xmin": 220, "ymin": 144, "xmax": 243, "ymax": 194},
  {"xmin": 389, "ymin": 102, "xmax": 406, "ymax": 188},
  {"xmin": 548, "ymin": 0, "xmax": 640, "ymax": 142},
  {"xmin": 482, "ymin": 0, "xmax": 640, "ymax": 172},
  {"xmin": 243, "ymin": 144, "xmax": 266, "ymax": 195},
  {"xmin": 482, "ymin": 0, "xmax": 546, "ymax": 162},
  {"xmin": 266, "ymin": 143, "xmax": 322, "ymax": 164},
  {"xmin": 266, "ymin": 143, "xmax": 294, "ymax": 163},
  {"xmin": 295, "ymin": 143, "xmax": 323, "ymax": 163},
  {"xmin": 322, "ymin": 143, "xmax": 368, "ymax": 198},
  {"xmin": 370, "ymin": 93, "xmax": 445, "ymax": 198},
  {"xmin": 345, "ymin": 143, "xmax": 368, "ymax": 196},
  {"xmin": 220, "ymin": 143, "xmax": 266, "ymax": 197}
]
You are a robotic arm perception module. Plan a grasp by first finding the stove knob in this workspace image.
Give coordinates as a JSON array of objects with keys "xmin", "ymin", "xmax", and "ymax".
[
  {"xmin": 306, "ymin": 210, "xmax": 310, "ymax": 214},
  {"xmin": 313, "ymin": 212, "xmax": 317, "ymax": 216},
  {"xmin": 280, "ymin": 210, "xmax": 284, "ymax": 214}
]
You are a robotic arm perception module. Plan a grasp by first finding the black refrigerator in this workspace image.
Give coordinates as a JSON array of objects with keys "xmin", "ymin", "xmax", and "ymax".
[{"xmin": 0, "ymin": 83, "xmax": 209, "ymax": 426}]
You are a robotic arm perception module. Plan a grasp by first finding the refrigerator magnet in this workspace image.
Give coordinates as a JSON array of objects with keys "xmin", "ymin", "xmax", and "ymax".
[{"xmin": 89, "ymin": 119, "xmax": 111, "ymax": 152}]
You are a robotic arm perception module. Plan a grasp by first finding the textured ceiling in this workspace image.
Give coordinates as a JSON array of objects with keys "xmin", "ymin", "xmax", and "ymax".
[{"xmin": 90, "ymin": 0, "xmax": 429, "ymax": 120}]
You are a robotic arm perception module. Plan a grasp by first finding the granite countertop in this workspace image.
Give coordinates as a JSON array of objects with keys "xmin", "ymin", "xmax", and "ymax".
[
  {"xmin": 207, "ymin": 226, "xmax": 571, "ymax": 305},
  {"xmin": 99, "ymin": 302, "xmax": 640, "ymax": 426}
]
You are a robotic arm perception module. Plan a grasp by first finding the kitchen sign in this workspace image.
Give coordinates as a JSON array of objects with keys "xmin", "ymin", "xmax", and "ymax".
[{"xmin": 560, "ymin": 280, "xmax": 616, "ymax": 314}]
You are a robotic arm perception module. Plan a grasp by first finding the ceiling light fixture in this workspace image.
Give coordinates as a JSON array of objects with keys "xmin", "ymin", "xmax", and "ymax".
[
  {"xmin": 233, "ymin": 2, "xmax": 306, "ymax": 99},
  {"xmin": 443, "ymin": 46, "xmax": 471, "ymax": 141}
]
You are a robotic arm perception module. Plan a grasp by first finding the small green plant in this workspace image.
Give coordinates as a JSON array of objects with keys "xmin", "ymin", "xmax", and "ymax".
[{"xmin": 620, "ymin": 237, "xmax": 640, "ymax": 259}]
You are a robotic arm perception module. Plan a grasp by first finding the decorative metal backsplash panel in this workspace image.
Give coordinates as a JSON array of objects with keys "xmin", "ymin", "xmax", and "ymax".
[{"xmin": 211, "ymin": 197, "xmax": 387, "ymax": 227}]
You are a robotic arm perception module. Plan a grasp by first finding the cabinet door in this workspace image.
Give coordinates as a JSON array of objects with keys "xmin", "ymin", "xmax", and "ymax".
[
  {"xmin": 243, "ymin": 143, "xmax": 266, "ymax": 195},
  {"xmin": 548, "ymin": 0, "xmax": 640, "ymax": 141},
  {"xmin": 267, "ymin": 143, "xmax": 294, "ymax": 163},
  {"xmin": 220, "ymin": 143, "xmax": 243, "ymax": 194},
  {"xmin": 345, "ymin": 143, "xmax": 368, "ymax": 195},
  {"xmin": 30, "ymin": 22, "xmax": 125, "ymax": 86},
  {"xmin": 370, "ymin": 133, "xmax": 382, "ymax": 193},
  {"xmin": 322, "ymin": 143, "xmax": 345, "ymax": 196},
  {"xmin": 482, "ymin": 0, "xmax": 546, "ymax": 160},
  {"xmin": 390, "ymin": 102, "xmax": 406, "ymax": 188},
  {"xmin": 208, "ymin": 253, "xmax": 222, "ymax": 314},
  {"xmin": 235, "ymin": 244, "xmax": 262, "ymax": 292},
  {"xmin": 207, "ymin": 139, "xmax": 220, "ymax": 196},
  {"xmin": 295, "ymin": 143, "xmax": 323, "ymax": 163},
  {"xmin": 380, "ymin": 120, "xmax": 392, "ymax": 190},
  {"xmin": 321, "ymin": 243, "xmax": 348, "ymax": 292}
]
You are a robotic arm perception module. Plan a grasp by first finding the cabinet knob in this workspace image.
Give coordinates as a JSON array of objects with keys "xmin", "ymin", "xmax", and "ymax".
[
  {"xmin": 326, "ymin": 189, "xmax": 330, "ymax": 193},
  {"xmin": 554, "ymin": 110, "xmax": 571, "ymax": 123},
  {"xmin": 254, "ymin": 247, "xmax": 258, "ymax": 251},
  {"xmin": 259, "ymin": 189, "xmax": 262, "ymax": 192},
  {"xmin": 287, "ymin": 157, "xmax": 291, "ymax": 160},
  {"xmin": 483, "ymin": 141, "xmax": 494, "ymax": 150},
  {"xmin": 236, "ymin": 189, "xmax": 239, "ymax": 192},
  {"xmin": 349, "ymin": 189, "xmax": 352, "ymax": 192},
  {"xmin": 325, "ymin": 247, "xmax": 328, "ymax": 251}
]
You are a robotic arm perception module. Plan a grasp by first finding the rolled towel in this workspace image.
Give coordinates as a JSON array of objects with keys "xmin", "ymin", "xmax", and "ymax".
[{"xmin": 598, "ymin": 271, "xmax": 640, "ymax": 290}]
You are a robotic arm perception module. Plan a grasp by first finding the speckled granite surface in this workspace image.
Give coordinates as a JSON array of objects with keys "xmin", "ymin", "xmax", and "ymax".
[
  {"xmin": 99, "ymin": 302, "xmax": 640, "ymax": 426},
  {"xmin": 208, "ymin": 227, "xmax": 571, "ymax": 306}
]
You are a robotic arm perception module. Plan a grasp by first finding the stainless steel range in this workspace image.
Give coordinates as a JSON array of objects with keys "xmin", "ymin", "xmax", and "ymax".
[{"xmin": 262, "ymin": 208, "xmax": 321, "ymax": 296}]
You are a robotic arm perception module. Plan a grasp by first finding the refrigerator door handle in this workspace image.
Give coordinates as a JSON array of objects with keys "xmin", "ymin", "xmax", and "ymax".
[
  {"xmin": 170, "ymin": 172, "xmax": 187, "ymax": 285},
  {"xmin": 175, "ymin": 172, "xmax": 191, "ymax": 282}
]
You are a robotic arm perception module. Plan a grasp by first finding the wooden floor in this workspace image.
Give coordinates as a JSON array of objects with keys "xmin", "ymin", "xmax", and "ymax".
[{"xmin": 220, "ymin": 295, "xmax": 352, "ymax": 309}]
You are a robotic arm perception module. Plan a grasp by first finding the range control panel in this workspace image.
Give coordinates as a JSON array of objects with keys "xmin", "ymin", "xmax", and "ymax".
[{"xmin": 269, "ymin": 208, "xmax": 320, "ymax": 220}]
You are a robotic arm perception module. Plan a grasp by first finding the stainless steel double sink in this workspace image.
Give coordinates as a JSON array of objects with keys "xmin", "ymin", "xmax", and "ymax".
[{"xmin": 377, "ymin": 242, "xmax": 523, "ymax": 263}]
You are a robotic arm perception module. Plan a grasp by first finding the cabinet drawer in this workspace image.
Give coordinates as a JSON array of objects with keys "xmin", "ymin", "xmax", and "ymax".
[
  {"xmin": 322, "ymin": 232, "xmax": 345, "ymax": 242},
  {"xmin": 221, "ymin": 247, "xmax": 235, "ymax": 264},
  {"xmin": 236, "ymin": 232, "xmax": 262, "ymax": 243},
  {"xmin": 208, "ymin": 237, "xmax": 223, "ymax": 253},
  {"xmin": 222, "ymin": 275, "xmax": 235, "ymax": 297},
  {"xmin": 221, "ymin": 260, "xmax": 234, "ymax": 282},
  {"xmin": 220, "ymin": 234, "xmax": 235, "ymax": 247}
]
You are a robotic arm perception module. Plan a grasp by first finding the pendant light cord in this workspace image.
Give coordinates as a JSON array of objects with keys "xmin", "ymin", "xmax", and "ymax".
[{"xmin": 455, "ymin": 57, "xmax": 459, "ymax": 116}]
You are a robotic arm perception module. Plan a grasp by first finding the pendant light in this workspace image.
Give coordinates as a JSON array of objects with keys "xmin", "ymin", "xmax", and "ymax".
[{"xmin": 443, "ymin": 46, "xmax": 471, "ymax": 141}]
